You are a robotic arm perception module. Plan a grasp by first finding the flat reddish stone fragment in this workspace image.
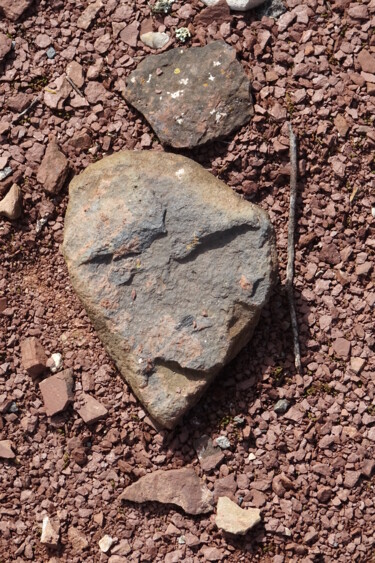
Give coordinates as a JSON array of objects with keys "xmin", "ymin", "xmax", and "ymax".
[
  {"xmin": 39, "ymin": 369, "xmax": 74, "ymax": 416},
  {"xmin": 332, "ymin": 337, "xmax": 351, "ymax": 359},
  {"xmin": 37, "ymin": 138, "xmax": 70, "ymax": 195},
  {"xmin": 0, "ymin": 32, "xmax": 12, "ymax": 61},
  {"xmin": 77, "ymin": 393, "xmax": 108, "ymax": 424},
  {"xmin": 0, "ymin": 440, "xmax": 15, "ymax": 459},
  {"xmin": 119, "ymin": 468, "xmax": 214, "ymax": 515}
]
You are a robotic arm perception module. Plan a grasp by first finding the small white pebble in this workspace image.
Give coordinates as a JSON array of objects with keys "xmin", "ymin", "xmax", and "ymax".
[
  {"xmin": 99, "ymin": 535, "xmax": 113, "ymax": 553},
  {"xmin": 50, "ymin": 352, "xmax": 63, "ymax": 373},
  {"xmin": 215, "ymin": 436, "xmax": 231, "ymax": 449}
]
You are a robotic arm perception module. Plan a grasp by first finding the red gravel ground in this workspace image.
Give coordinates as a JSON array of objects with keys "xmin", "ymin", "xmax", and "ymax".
[{"xmin": 1, "ymin": 0, "xmax": 375, "ymax": 561}]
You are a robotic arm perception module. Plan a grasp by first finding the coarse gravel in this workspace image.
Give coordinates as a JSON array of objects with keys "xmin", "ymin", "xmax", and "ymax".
[{"xmin": 0, "ymin": 0, "xmax": 374, "ymax": 562}]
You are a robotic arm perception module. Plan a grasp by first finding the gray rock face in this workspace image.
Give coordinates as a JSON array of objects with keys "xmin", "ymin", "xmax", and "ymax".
[
  {"xmin": 124, "ymin": 41, "xmax": 253, "ymax": 148},
  {"xmin": 63, "ymin": 151, "xmax": 276, "ymax": 428}
]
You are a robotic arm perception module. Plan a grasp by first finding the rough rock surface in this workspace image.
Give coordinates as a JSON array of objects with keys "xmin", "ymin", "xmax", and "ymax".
[
  {"xmin": 20, "ymin": 337, "xmax": 47, "ymax": 379},
  {"xmin": 140, "ymin": 32, "xmax": 170, "ymax": 49},
  {"xmin": 37, "ymin": 138, "xmax": 69, "ymax": 195},
  {"xmin": 195, "ymin": 434, "xmax": 225, "ymax": 472},
  {"xmin": 0, "ymin": 0, "xmax": 33, "ymax": 21},
  {"xmin": 216, "ymin": 496, "xmax": 261, "ymax": 534},
  {"xmin": 76, "ymin": 0, "xmax": 103, "ymax": 30},
  {"xmin": 0, "ymin": 440, "xmax": 16, "ymax": 460},
  {"xmin": 40, "ymin": 516, "xmax": 60, "ymax": 547},
  {"xmin": 0, "ymin": 32, "xmax": 12, "ymax": 61},
  {"xmin": 63, "ymin": 151, "xmax": 276, "ymax": 427},
  {"xmin": 39, "ymin": 369, "xmax": 74, "ymax": 416},
  {"xmin": 77, "ymin": 393, "xmax": 108, "ymax": 424},
  {"xmin": 0, "ymin": 184, "xmax": 22, "ymax": 220},
  {"xmin": 124, "ymin": 41, "xmax": 253, "ymax": 148},
  {"xmin": 67, "ymin": 526, "xmax": 89, "ymax": 553},
  {"xmin": 202, "ymin": 0, "xmax": 266, "ymax": 10},
  {"xmin": 119, "ymin": 468, "xmax": 214, "ymax": 515}
]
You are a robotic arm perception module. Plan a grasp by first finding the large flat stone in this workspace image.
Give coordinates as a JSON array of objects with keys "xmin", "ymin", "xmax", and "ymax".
[
  {"xmin": 124, "ymin": 41, "xmax": 253, "ymax": 148},
  {"xmin": 119, "ymin": 468, "xmax": 214, "ymax": 515},
  {"xmin": 62, "ymin": 151, "xmax": 276, "ymax": 428}
]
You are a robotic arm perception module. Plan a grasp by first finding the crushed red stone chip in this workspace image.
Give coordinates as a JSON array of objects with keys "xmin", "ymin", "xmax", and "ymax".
[
  {"xmin": 0, "ymin": 183, "xmax": 22, "ymax": 220},
  {"xmin": 20, "ymin": 337, "xmax": 47, "ymax": 379},
  {"xmin": 39, "ymin": 369, "xmax": 74, "ymax": 416},
  {"xmin": 77, "ymin": 392, "xmax": 108, "ymax": 424},
  {"xmin": 0, "ymin": 440, "xmax": 15, "ymax": 459},
  {"xmin": 0, "ymin": 0, "xmax": 33, "ymax": 21},
  {"xmin": 332, "ymin": 337, "xmax": 351, "ymax": 359},
  {"xmin": 37, "ymin": 138, "xmax": 70, "ymax": 195},
  {"xmin": 0, "ymin": 32, "xmax": 12, "ymax": 61}
]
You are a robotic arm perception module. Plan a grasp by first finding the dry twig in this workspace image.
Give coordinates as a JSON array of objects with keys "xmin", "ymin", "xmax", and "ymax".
[
  {"xmin": 286, "ymin": 122, "xmax": 302, "ymax": 374},
  {"xmin": 66, "ymin": 76, "xmax": 85, "ymax": 99}
]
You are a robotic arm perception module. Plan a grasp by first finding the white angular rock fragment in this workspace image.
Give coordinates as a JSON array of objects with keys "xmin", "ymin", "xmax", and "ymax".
[
  {"xmin": 47, "ymin": 352, "xmax": 63, "ymax": 373},
  {"xmin": 40, "ymin": 516, "xmax": 60, "ymax": 547},
  {"xmin": 202, "ymin": 0, "xmax": 266, "ymax": 10},
  {"xmin": 215, "ymin": 496, "xmax": 261, "ymax": 535},
  {"xmin": 140, "ymin": 31, "xmax": 170, "ymax": 49},
  {"xmin": 99, "ymin": 534, "xmax": 113, "ymax": 553},
  {"xmin": 0, "ymin": 183, "xmax": 22, "ymax": 220}
]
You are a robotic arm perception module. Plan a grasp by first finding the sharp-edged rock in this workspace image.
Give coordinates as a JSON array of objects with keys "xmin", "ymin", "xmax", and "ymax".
[
  {"xmin": 215, "ymin": 496, "xmax": 261, "ymax": 535},
  {"xmin": 140, "ymin": 31, "xmax": 170, "ymax": 49},
  {"xmin": 119, "ymin": 468, "xmax": 214, "ymax": 515},
  {"xmin": 0, "ymin": 440, "xmax": 16, "ymax": 460},
  {"xmin": 20, "ymin": 337, "xmax": 47, "ymax": 379},
  {"xmin": 124, "ymin": 41, "xmax": 253, "ymax": 148},
  {"xmin": 195, "ymin": 0, "xmax": 231, "ymax": 26},
  {"xmin": 0, "ymin": 32, "xmax": 12, "ymax": 61},
  {"xmin": 66, "ymin": 61, "xmax": 85, "ymax": 89},
  {"xmin": 77, "ymin": 0, "xmax": 103, "ymax": 30},
  {"xmin": 0, "ymin": 184, "xmax": 22, "ymax": 220},
  {"xmin": 7, "ymin": 93, "xmax": 35, "ymax": 113},
  {"xmin": 68, "ymin": 526, "xmax": 89, "ymax": 553},
  {"xmin": 39, "ymin": 369, "xmax": 74, "ymax": 417},
  {"xmin": 99, "ymin": 535, "xmax": 113, "ymax": 553},
  {"xmin": 44, "ymin": 76, "xmax": 72, "ymax": 110},
  {"xmin": 40, "ymin": 516, "xmax": 60, "ymax": 547},
  {"xmin": 37, "ymin": 138, "xmax": 70, "ymax": 195},
  {"xmin": 62, "ymin": 151, "xmax": 276, "ymax": 428},
  {"xmin": 77, "ymin": 393, "xmax": 108, "ymax": 424},
  {"xmin": 195, "ymin": 435, "xmax": 225, "ymax": 471},
  {"xmin": 0, "ymin": 0, "xmax": 33, "ymax": 21}
]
